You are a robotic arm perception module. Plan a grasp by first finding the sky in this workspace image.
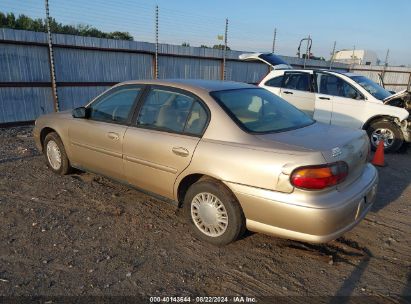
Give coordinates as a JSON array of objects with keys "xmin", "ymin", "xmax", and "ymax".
[{"xmin": 1, "ymin": 0, "xmax": 410, "ymax": 66}]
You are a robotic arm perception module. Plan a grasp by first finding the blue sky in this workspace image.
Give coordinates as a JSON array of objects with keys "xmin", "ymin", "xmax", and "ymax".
[{"xmin": 1, "ymin": 0, "xmax": 410, "ymax": 65}]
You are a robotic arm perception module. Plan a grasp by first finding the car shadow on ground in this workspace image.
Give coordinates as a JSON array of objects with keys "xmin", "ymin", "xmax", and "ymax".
[
  {"xmin": 0, "ymin": 154, "xmax": 39, "ymax": 164},
  {"xmin": 402, "ymin": 271, "xmax": 411, "ymax": 299},
  {"xmin": 331, "ymin": 247, "xmax": 373, "ymax": 301}
]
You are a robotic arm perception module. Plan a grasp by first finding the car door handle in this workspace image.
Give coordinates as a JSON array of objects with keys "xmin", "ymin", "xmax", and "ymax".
[
  {"xmin": 172, "ymin": 147, "xmax": 189, "ymax": 157},
  {"xmin": 283, "ymin": 91, "xmax": 293, "ymax": 95},
  {"xmin": 107, "ymin": 132, "xmax": 120, "ymax": 141},
  {"xmin": 319, "ymin": 97, "xmax": 330, "ymax": 100}
]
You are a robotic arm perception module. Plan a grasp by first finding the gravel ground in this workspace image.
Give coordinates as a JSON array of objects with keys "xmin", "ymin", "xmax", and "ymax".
[{"xmin": 0, "ymin": 126, "xmax": 410, "ymax": 302}]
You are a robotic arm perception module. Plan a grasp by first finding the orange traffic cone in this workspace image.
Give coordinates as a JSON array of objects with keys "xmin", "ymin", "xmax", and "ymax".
[{"xmin": 372, "ymin": 140, "xmax": 385, "ymax": 167}]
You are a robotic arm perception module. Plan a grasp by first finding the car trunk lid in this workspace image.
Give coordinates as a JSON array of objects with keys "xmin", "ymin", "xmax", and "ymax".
[
  {"xmin": 256, "ymin": 122, "xmax": 369, "ymax": 189},
  {"xmin": 239, "ymin": 53, "xmax": 293, "ymax": 70}
]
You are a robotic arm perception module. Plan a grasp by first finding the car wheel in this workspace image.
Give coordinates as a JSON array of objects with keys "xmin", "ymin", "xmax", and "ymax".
[
  {"xmin": 43, "ymin": 132, "xmax": 71, "ymax": 175},
  {"xmin": 183, "ymin": 179, "xmax": 245, "ymax": 246},
  {"xmin": 367, "ymin": 120, "xmax": 404, "ymax": 153}
]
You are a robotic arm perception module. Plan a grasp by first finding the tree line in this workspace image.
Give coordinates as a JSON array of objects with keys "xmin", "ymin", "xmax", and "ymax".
[{"xmin": 0, "ymin": 12, "xmax": 133, "ymax": 41}]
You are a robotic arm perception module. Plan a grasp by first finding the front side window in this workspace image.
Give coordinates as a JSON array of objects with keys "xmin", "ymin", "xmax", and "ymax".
[
  {"xmin": 350, "ymin": 75, "xmax": 392, "ymax": 100},
  {"xmin": 89, "ymin": 87, "xmax": 141, "ymax": 123},
  {"xmin": 340, "ymin": 81, "xmax": 362, "ymax": 99},
  {"xmin": 211, "ymin": 88, "xmax": 314, "ymax": 133},
  {"xmin": 137, "ymin": 88, "xmax": 208, "ymax": 135},
  {"xmin": 316, "ymin": 73, "xmax": 362, "ymax": 99},
  {"xmin": 283, "ymin": 73, "xmax": 311, "ymax": 92}
]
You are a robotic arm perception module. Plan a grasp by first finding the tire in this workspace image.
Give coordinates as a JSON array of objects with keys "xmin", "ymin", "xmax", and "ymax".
[
  {"xmin": 43, "ymin": 132, "xmax": 71, "ymax": 175},
  {"xmin": 367, "ymin": 120, "xmax": 404, "ymax": 153},
  {"xmin": 183, "ymin": 179, "xmax": 245, "ymax": 246}
]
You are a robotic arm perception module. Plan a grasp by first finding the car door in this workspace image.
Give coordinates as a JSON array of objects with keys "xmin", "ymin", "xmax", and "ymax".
[
  {"xmin": 312, "ymin": 72, "xmax": 334, "ymax": 124},
  {"xmin": 123, "ymin": 86, "xmax": 209, "ymax": 199},
  {"xmin": 314, "ymin": 72, "xmax": 364, "ymax": 128},
  {"xmin": 279, "ymin": 72, "xmax": 315, "ymax": 117},
  {"xmin": 68, "ymin": 85, "xmax": 143, "ymax": 180}
]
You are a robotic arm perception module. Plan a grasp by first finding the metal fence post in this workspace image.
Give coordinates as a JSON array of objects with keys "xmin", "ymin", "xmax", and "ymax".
[
  {"xmin": 154, "ymin": 5, "xmax": 159, "ymax": 79},
  {"xmin": 329, "ymin": 41, "xmax": 336, "ymax": 70},
  {"xmin": 222, "ymin": 18, "xmax": 228, "ymax": 80},
  {"xmin": 271, "ymin": 28, "xmax": 277, "ymax": 54},
  {"xmin": 45, "ymin": 0, "xmax": 59, "ymax": 112}
]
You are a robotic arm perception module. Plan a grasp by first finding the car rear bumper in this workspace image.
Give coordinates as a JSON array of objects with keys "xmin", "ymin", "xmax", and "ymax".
[{"xmin": 224, "ymin": 163, "xmax": 378, "ymax": 243}]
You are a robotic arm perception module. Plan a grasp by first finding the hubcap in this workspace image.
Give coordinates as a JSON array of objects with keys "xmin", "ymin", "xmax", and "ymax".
[
  {"xmin": 191, "ymin": 192, "xmax": 228, "ymax": 237},
  {"xmin": 371, "ymin": 128, "xmax": 394, "ymax": 148},
  {"xmin": 46, "ymin": 140, "xmax": 62, "ymax": 170}
]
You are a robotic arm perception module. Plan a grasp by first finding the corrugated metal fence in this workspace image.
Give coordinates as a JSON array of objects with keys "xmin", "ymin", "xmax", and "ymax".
[
  {"xmin": 0, "ymin": 28, "xmax": 352, "ymax": 124},
  {"xmin": 351, "ymin": 65, "xmax": 411, "ymax": 92}
]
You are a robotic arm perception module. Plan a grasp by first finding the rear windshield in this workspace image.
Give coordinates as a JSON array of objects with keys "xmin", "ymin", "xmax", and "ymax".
[
  {"xmin": 350, "ymin": 75, "xmax": 392, "ymax": 100},
  {"xmin": 259, "ymin": 53, "xmax": 290, "ymax": 67},
  {"xmin": 211, "ymin": 88, "xmax": 314, "ymax": 134}
]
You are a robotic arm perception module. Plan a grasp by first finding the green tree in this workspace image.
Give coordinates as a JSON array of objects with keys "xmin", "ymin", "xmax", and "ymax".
[
  {"xmin": 6, "ymin": 12, "xmax": 16, "ymax": 28},
  {"xmin": 0, "ymin": 11, "xmax": 133, "ymax": 41},
  {"xmin": 109, "ymin": 31, "xmax": 133, "ymax": 40},
  {"xmin": 213, "ymin": 44, "xmax": 230, "ymax": 50},
  {"xmin": 15, "ymin": 14, "xmax": 33, "ymax": 30}
]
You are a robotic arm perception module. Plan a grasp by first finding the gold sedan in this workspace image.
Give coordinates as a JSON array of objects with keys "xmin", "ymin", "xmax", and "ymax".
[{"xmin": 34, "ymin": 80, "xmax": 378, "ymax": 246}]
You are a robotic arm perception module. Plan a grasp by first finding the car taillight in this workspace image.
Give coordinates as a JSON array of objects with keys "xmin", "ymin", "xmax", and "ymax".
[{"xmin": 290, "ymin": 162, "xmax": 348, "ymax": 190}]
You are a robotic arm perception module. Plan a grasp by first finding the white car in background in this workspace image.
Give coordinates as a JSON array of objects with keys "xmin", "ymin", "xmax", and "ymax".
[{"xmin": 240, "ymin": 53, "xmax": 411, "ymax": 152}]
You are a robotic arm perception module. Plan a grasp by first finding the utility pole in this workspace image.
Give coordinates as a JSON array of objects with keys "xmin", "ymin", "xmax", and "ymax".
[
  {"xmin": 154, "ymin": 5, "xmax": 159, "ymax": 79},
  {"xmin": 350, "ymin": 45, "xmax": 356, "ymax": 71},
  {"xmin": 381, "ymin": 49, "xmax": 389, "ymax": 85},
  {"xmin": 384, "ymin": 49, "xmax": 390, "ymax": 67},
  {"xmin": 222, "ymin": 18, "xmax": 228, "ymax": 80},
  {"xmin": 45, "ymin": 0, "xmax": 59, "ymax": 112},
  {"xmin": 329, "ymin": 41, "xmax": 336, "ymax": 70},
  {"xmin": 271, "ymin": 28, "xmax": 277, "ymax": 54}
]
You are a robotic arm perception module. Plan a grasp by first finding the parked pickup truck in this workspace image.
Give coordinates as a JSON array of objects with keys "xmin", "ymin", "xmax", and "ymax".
[{"xmin": 240, "ymin": 53, "xmax": 411, "ymax": 152}]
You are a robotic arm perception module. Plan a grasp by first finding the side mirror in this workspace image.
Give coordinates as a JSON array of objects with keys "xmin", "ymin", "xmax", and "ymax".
[{"xmin": 72, "ymin": 107, "xmax": 88, "ymax": 118}]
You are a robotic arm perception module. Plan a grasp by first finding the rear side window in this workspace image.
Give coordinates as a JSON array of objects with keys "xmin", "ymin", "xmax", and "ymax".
[
  {"xmin": 283, "ymin": 73, "xmax": 311, "ymax": 92},
  {"xmin": 137, "ymin": 88, "xmax": 208, "ymax": 135},
  {"xmin": 185, "ymin": 102, "xmax": 208, "ymax": 135},
  {"xmin": 264, "ymin": 76, "xmax": 283, "ymax": 88}
]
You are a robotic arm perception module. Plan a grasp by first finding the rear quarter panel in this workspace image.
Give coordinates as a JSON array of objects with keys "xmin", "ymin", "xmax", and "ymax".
[{"xmin": 175, "ymin": 138, "xmax": 327, "ymax": 197}]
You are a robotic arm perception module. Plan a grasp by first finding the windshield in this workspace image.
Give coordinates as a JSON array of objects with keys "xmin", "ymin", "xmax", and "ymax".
[
  {"xmin": 350, "ymin": 75, "xmax": 392, "ymax": 100},
  {"xmin": 211, "ymin": 88, "xmax": 314, "ymax": 134}
]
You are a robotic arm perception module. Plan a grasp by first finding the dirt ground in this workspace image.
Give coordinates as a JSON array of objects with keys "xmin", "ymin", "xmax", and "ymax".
[{"xmin": 0, "ymin": 126, "xmax": 410, "ymax": 301}]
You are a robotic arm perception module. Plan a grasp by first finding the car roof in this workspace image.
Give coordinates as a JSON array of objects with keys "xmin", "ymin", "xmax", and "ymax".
[
  {"xmin": 335, "ymin": 72, "xmax": 359, "ymax": 77},
  {"xmin": 120, "ymin": 79, "xmax": 257, "ymax": 93},
  {"xmin": 271, "ymin": 69, "xmax": 359, "ymax": 76}
]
